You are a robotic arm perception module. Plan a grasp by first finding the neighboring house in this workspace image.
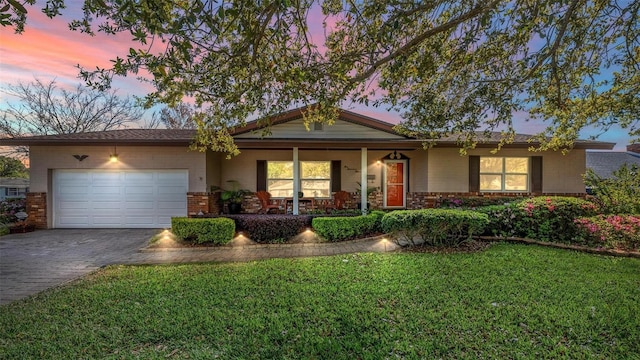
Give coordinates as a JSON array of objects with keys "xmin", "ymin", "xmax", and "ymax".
[
  {"xmin": 0, "ymin": 177, "xmax": 29, "ymax": 201},
  {"xmin": 0, "ymin": 107, "xmax": 613, "ymax": 229},
  {"xmin": 586, "ymin": 145, "xmax": 640, "ymax": 179}
]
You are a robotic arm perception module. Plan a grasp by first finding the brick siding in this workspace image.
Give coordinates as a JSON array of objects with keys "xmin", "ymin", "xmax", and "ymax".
[{"xmin": 25, "ymin": 192, "xmax": 47, "ymax": 229}]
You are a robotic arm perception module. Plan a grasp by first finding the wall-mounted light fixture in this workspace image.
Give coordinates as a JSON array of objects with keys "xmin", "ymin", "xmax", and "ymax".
[
  {"xmin": 72, "ymin": 154, "xmax": 89, "ymax": 161},
  {"xmin": 109, "ymin": 145, "xmax": 118, "ymax": 162}
]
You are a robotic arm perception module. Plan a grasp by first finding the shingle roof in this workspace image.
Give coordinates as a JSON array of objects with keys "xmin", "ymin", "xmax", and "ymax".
[
  {"xmin": 586, "ymin": 151, "xmax": 640, "ymax": 178},
  {"xmin": 0, "ymin": 129, "xmax": 198, "ymax": 146},
  {"xmin": 0, "ymin": 177, "xmax": 29, "ymax": 187},
  {"xmin": 0, "ymin": 107, "xmax": 615, "ymax": 150}
]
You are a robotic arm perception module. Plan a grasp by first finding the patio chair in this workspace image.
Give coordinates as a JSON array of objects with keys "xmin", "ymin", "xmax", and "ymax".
[
  {"xmin": 256, "ymin": 191, "xmax": 281, "ymax": 214},
  {"xmin": 325, "ymin": 190, "xmax": 350, "ymax": 213}
]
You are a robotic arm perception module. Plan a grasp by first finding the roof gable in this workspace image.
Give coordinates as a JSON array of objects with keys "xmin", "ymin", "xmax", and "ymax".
[{"xmin": 232, "ymin": 107, "xmax": 405, "ymax": 140}]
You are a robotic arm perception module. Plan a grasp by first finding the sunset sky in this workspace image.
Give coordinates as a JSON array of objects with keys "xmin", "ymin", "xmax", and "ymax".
[{"xmin": 0, "ymin": 5, "xmax": 632, "ymax": 150}]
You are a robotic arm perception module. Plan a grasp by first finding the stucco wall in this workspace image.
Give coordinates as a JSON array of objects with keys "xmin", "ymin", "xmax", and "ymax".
[
  {"xmin": 427, "ymin": 148, "xmax": 470, "ymax": 193},
  {"xmin": 540, "ymin": 149, "xmax": 586, "ymax": 193},
  {"xmin": 29, "ymin": 146, "xmax": 208, "ymax": 193},
  {"xmin": 427, "ymin": 148, "xmax": 587, "ymax": 194}
]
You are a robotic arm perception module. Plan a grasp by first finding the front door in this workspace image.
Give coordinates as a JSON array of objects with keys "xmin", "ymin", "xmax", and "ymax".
[{"xmin": 384, "ymin": 160, "xmax": 407, "ymax": 208}]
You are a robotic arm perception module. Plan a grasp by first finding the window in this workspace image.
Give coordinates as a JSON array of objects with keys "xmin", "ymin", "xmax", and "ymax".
[
  {"xmin": 267, "ymin": 161, "xmax": 331, "ymax": 198},
  {"xmin": 6, "ymin": 188, "xmax": 25, "ymax": 197},
  {"xmin": 480, "ymin": 157, "xmax": 528, "ymax": 191},
  {"xmin": 267, "ymin": 161, "xmax": 294, "ymax": 198},
  {"xmin": 301, "ymin": 161, "xmax": 331, "ymax": 198}
]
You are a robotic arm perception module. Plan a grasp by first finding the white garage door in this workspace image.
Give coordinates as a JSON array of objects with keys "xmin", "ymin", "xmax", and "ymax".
[{"xmin": 53, "ymin": 170, "xmax": 188, "ymax": 228}]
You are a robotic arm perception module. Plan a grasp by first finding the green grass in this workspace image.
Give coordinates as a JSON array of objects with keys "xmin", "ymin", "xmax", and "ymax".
[{"xmin": 1, "ymin": 244, "xmax": 639, "ymax": 359}]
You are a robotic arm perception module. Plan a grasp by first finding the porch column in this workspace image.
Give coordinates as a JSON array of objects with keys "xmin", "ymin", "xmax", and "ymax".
[
  {"xmin": 361, "ymin": 147, "xmax": 368, "ymax": 214},
  {"xmin": 293, "ymin": 147, "xmax": 300, "ymax": 215}
]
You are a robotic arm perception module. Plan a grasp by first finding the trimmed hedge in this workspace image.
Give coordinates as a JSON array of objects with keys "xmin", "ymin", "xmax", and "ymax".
[
  {"xmin": 381, "ymin": 209, "xmax": 489, "ymax": 246},
  {"xmin": 476, "ymin": 196, "xmax": 598, "ymax": 242},
  {"xmin": 171, "ymin": 217, "xmax": 235, "ymax": 244},
  {"xmin": 312, "ymin": 211, "xmax": 384, "ymax": 242},
  {"xmin": 229, "ymin": 215, "xmax": 311, "ymax": 243}
]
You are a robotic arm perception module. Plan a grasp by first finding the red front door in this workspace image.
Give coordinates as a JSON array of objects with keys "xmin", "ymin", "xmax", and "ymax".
[{"xmin": 385, "ymin": 161, "xmax": 405, "ymax": 207}]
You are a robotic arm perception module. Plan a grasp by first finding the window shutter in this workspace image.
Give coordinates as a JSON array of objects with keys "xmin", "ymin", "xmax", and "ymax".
[
  {"xmin": 469, "ymin": 156, "xmax": 480, "ymax": 192},
  {"xmin": 531, "ymin": 156, "xmax": 543, "ymax": 193},
  {"xmin": 256, "ymin": 160, "xmax": 267, "ymax": 191},
  {"xmin": 331, "ymin": 160, "xmax": 341, "ymax": 192}
]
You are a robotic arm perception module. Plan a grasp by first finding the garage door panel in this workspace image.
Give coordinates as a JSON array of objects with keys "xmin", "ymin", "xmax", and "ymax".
[
  {"xmin": 54, "ymin": 170, "xmax": 187, "ymax": 228},
  {"xmin": 57, "ymin": 172, "xmax": 89, "ymax": 180},
  {"xmin": 124, "ymin": 201, "xmax": 155, "ymax": 210},
  {"xmin": 92, "ymin": 216, "xmax": 125, "ymax": 225},
  {"xmin": 91, "ymin": 202, "xmax": 122, "ymax": 211},
  {"xmin": 59, "ymin": 185, "xmax": 89, "ymax": 195},
  {"xmin": 91, "ymin": 186, "xmax": 122, "ymax": 195},
  {"xmin": 58, "ymin": 201, "xmax": 90, "ymax": 210},
  {"xmin": 124, "ymin": 172, "xmax": 155, "ymax": 181},
  {"xmin": 57, "ymin": 216, "xmax": 90, "ymax": 226},
  {"xmin": 91, "ymin": 172, "xmax": 122, "ymax": 181},
  {"xmin": 125, "ymin": 186, "xmax": 154, "ymax": 195},
  {"xmin": 125, "ymin": 216, "xmax": 156, "ymax": 226}
]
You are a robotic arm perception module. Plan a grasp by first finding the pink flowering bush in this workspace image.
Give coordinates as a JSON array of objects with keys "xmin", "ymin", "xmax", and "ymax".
[
  {"xmin": 575, "ymin": 215, "xmax": 640, "ymax": 250},
  {"xmin": 0, "ymin": 198, "xmax": 26, "ymax": 224}
]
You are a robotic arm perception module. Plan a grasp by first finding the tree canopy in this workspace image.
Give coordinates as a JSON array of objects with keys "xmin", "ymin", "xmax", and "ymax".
[
  {"xmin": 0, "ymin": 156, "xmax": 28, "ymax": 178},
  {"xmin": 0, "ymin": 79, "xmax": 144, "ymax": 158},
  {"xmin": 3, "ymin": 0, "xmax": 639, "ymax": 155}
]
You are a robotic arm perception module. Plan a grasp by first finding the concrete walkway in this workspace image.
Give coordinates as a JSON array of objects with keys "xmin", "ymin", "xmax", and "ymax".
[{"xmin": 0, "ymin": 229, "xmax": 398, "ymax": 305}]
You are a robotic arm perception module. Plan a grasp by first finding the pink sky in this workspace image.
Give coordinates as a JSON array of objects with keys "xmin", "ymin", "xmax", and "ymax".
[{"xmin": 0, "ymin": 5, "xmax": 631, "ymax": 150}]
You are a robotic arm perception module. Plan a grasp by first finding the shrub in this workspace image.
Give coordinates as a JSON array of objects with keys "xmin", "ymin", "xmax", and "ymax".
[
  {"xmin": 575, "ymin": 215, "xmax": 640, "ymax": 250},
  {"xmin": 368, "ymin": 210, "xmax": 386, "ymax": 233},
  {"xmin": 381, "ymin": 209, "xmax": 489, "ymax": 246},
  {"xmin": 584, "ymin": 164, "xmax": 640, "ymax": 214},
  {"xmin": 229, "ymin": 215, "xmax": 311, "ymax": 243},
  {"xmin": 0, "ymin": 198, "xmax": 26, "ymax": 224},
  {"xmin": 171, "ymin": 217, "xmax": 235, "ymax": 245},
  {"xmin": 476, "ymin": 196, "xmax": 599, "ymax": 243},
  {"xmin": 475, "ymin": 204, "xmax": 520, "ymax": 237},
  {"xmin": 312, "ymin": 212, "xmax": 382, "ymax": 242}
]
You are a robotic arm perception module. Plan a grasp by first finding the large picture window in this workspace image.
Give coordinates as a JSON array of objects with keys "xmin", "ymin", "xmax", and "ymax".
[
  {"xmin": 267, "ymin": 161, "xmax": 331, "ymax": 198},
  {"xmin": 480, "ymin": 157, "xmax": 529, "ymax": 191}
]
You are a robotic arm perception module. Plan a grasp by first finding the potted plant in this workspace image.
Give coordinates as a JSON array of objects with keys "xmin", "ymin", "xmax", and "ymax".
[{"xmin": 220, "ymin": 180, "xmax": 251, "ymax": 214}]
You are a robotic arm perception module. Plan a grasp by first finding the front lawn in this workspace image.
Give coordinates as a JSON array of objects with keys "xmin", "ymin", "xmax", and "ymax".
[{"xmin": 1, "ymin": 244, "xmax": 639, "ymax": 359}]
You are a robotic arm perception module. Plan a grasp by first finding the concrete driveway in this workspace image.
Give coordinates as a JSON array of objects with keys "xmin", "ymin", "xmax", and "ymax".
[
  {"xmin": 1, "ymin": 228, "xmax": 398, "ymax": 306},
  {"xmin": 0, "ymin": 229, "xmax": 158, "ymax": 305}
]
